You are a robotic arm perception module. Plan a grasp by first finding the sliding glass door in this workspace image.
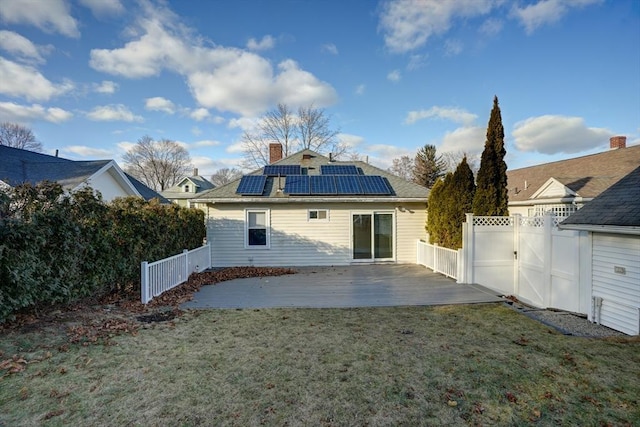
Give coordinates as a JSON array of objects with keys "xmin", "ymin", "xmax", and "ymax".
[{"xmin": 352, "ymin": 212, "xmax": 394, "ymax": 261}]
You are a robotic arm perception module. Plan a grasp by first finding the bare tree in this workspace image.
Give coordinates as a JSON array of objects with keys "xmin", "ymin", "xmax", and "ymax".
[
  {"xmin": 123, "ymin": 136, "xmax": 192, "ymax": 191},
  {"xmin": 210, "ymin": 167, "xmax": 243, "ymax": 187},
  {"xmin": 241, "ymin": 103, "xmax": 342, "ymax": 169},
  {"xmin": 0, "ymin": 122, "xmax": 42, "ymax": 152},
  {"xmin": 442, "ymin": 151, "xmax": 480, "ymax": 176},
  {"xmin": 388, "ymin": 155, "xmax": 414, "ymax": 181}
]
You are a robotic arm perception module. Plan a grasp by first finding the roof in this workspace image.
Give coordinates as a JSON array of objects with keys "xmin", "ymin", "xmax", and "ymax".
[
  {"xmin": 507, "ymin": 144, "xmax": 640, "ymax": 203},
  {"xmin": 560, "ymin": 166, "xmax": 640, "ymax": 232},
  {"xmin": 195, "ymin": 149, "xmax": 429, "ymax": 203},
  {"xmin": 0, "ymin": 145, "xmax": 167, "ymax": 203},
  {"xmin": 161, "ymin": 174, "xmax": 215, "ymax": 200}
]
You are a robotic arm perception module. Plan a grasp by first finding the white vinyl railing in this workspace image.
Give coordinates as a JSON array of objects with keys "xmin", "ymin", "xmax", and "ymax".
[
  {"xmin": 416, "ymin": 240, "xmax": 461, "ymax": 280},
  {"xmin": 141, "ymin": 244, "xmax": 211, "ymax": 304}
]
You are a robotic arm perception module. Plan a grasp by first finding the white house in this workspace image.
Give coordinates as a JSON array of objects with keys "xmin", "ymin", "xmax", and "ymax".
[
  {"xmin": 193, "ymin": 145, "xmax": 429, "ymax": 267},
  {"xmin": 0, "ymin": 145, "xmax": 167, "ymax": 203},
  {"xmin": 161, "ymin": 168, "xmax": 215, "ymax": 207},
  {"xmin": 560, "ymin": 166, "xmax": 640, "ymax": 335},
  {"xmin": 507, "ymin": 136, "xmax": 640, "ymax": 218}
]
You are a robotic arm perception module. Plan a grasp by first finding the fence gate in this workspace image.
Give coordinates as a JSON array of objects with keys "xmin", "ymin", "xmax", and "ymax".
[{"xmin": 515, "ymin": 216, "xmax": 548, "ymax": 307}]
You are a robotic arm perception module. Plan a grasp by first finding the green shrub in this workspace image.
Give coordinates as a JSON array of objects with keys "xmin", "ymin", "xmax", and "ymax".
[{"xmin": 0, "ymin": 183, "xmax": 206, "ymax": 322}]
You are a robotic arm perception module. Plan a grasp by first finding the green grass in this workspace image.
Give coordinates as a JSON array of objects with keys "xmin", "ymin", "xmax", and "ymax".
[{"xmin": 1, "ymin": 304, "xmax": 638, "ymax": 426}]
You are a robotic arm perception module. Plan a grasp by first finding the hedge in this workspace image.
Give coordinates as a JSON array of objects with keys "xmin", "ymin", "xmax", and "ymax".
[{"xmin": 0, "ymin": 182, "xmax": 205, "ymax": 322}]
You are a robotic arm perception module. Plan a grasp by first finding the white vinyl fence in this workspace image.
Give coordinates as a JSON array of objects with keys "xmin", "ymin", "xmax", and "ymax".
[
  {"xmin": 141, "ymin": 244, "xmax": 211, "ymax": 304},
  {"xmin": 416, "ymin": 240, "xmax": 462, "ymax": 280}
]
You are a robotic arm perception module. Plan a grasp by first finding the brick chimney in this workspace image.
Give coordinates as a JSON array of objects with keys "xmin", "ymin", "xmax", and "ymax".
[
  {"xmin": 269, "ymin": 143, "xmax": 283, "ymax": 163},
  {"xmin": 610, "ymin": 136, "xmax": 626, "ymax": 150}
]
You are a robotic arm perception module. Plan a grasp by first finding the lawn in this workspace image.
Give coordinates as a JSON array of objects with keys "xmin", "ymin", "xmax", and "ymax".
[{"xmin": 1, "ymin": 304, "xmax": 638, "ymax": 426}]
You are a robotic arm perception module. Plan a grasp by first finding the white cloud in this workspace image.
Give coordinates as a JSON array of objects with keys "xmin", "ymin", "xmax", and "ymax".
[
  {"xmin": 387, "ymin": 69, "xmax": 401, "ymax": 82},
  {"xmin": 78, "ymin": 0, "xmax": 124, "ymax": 17},
  {"xmin": 438, "ymin": 126, "xmax": 486, "ymax": 154},
  {"xmin": 228, "ymin": 116, "xmax": 258, "ymax": 132},
  {"xmin": 512, "ymin": 0, "xmax": 602, "ymax": 34},
  {"xmin": 0, "ymin": 0, "xmax": 79, "ymax": 38},
  {"xmin": 189, "ymin": 107, "xmax": 210, "ymax": 121},
  {"xmin": 116, "ymin": 141, "xmax": 136, "ymax": 152},
  {"xmin": 246, "ymin": 35, "xmax": 275, "ymax": 51},
  {"xmin": 444, "ymin": 39, "xmax": 463, "ymax": 56},
  {"xmin": 366, "ymin": 144, "xmax": 414, "ymax": 169},
  {"xmin": 512, "ymin": 115, "xmax": 612, "ymax": 154},
  {"xmin": 225, "ymin": 140, "xmax": 245, "ymax": 154},
  {"xmin": 338, "ymin": 133, "xmax": 365, "ymax": 150},
  {"xmin": 89, "ymin": 3, "xmax": 338, "ymax": 117},
  {"xmin": 87, "ymin": 104, "xmax": 143, "ymax": 122},
  {"xmin": 321, "ymin": 43, "xmax": 338, "ymax": 55},
  {"xmin": 0, "ymin": 101, "xmax": 72, "ymax": 123},
  {"xmin": 405, "ymin": 106, "xmax": 477, "ymax": 126},
  {"xmin": 94, "ymin": 80, "xmax": 118, "ymax": 94},
  {"xmin": 479, "ymin": 17, "xmax": 503, "ymax": 36},
  {"xmin": 191, "ymin": 126, "xmax": 202, "ymax": 136},
  {"xmin": 191, "ymin": 139, "xmax": 220, "ymax": 148},
  {"xmin": 0, "ymin": 56, "xmax": 73, "ymax": 101},
  {"xmin": 144, "ymin": 96, "xmax": 176, "ymax": 114},
  {"xmin": 355, "ymin": 84, "xmax": 365, "ymax": 95},
  {"xmin": 64, "ymin": 145, "xmax": 113, "ymax": 157},
  {"xmin": 0, "ymin": 30, "xmax": 51, "ymax": 63},
  {"xmin": 378, "ymin": 0, "xmax": 499, "ymax": 53},
  {"xmin": 407, "ymin": 54, "xmax": 428, "ymax": 70}
]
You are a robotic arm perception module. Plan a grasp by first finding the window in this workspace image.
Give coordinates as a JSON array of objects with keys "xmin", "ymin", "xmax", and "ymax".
[
  {"xmin": 184, "ymin": 185, "xmax": 190, "ymax": 193},
  {"xmin": 246, "ymin": 209, "xmax": 269, "ymax": 248},
  {"xmin": 308, "ymin": 209, "xmax": 329, "ymax": 221}
]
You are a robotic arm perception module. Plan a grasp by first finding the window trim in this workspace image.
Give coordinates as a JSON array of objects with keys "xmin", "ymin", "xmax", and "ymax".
[
  {"xmin": 245, "ymin": 208, "xmax": 270, "ymax": 249},
  {"xmin": 308, "ymin": 209, "xmax": 329, "ymax": 222}
]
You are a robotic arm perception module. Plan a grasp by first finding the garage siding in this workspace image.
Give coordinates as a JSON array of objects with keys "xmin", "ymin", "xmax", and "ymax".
[
  {"xmin": 206, "ymin": 202, "xmax": 427, "ymax": 267},
  {"xmin": 592, "ymin": 233, "xmax": 640, "ymax": 335}
]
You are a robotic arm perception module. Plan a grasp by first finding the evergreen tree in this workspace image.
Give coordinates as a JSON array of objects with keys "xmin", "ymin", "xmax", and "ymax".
[
  {"xmin": 426, "ymin": 178, "xmax": 444, "ymax": 244},
  {"xmin": 445, "ymin": 157, "xmax": 476, "ymax": 248},
  {"xmin": 472, "ymin": 96, "xmax": 509, "ymax": 216},
  {"xmin": 413, "ymin": 144, "xmax": 446, "ymax": 188}
]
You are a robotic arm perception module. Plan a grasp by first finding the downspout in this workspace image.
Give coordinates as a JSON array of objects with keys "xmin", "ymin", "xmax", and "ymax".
[{"xmin": 592, "ymin": 296, "xmax": 603, "ymax": 325}]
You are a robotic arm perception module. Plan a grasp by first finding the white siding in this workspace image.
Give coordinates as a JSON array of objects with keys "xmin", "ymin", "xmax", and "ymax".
[
  {"xmin": 86, "ymin": 169, "xmax": 132, "ymax": 202},
  {"xmin": 592, "ymin": 233, "xmax": 640, "ymax": 335},
  {"xmin": 206, "ymin": 202, "xmax": 426, "ymax": 267}
]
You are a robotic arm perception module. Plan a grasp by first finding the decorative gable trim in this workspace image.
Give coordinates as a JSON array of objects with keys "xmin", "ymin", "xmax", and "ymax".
[
  {"xmin": 530, "ymin": 177, "xmax": 577, "ymax": 200},
  {"xmin": 82, "ymin": 160, "xmax": 142, "ymax": 198}
]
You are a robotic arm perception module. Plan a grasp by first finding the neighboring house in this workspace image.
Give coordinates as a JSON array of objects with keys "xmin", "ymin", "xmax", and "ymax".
[
  {"xmin": 194, "ymin": 144, "xmax": 429, "ymax": 267},
  {"xmin": 161, "ymin": 168, "xmax": 215, "ymax": 207},
  {"xmin": 507, "ymin": 136, "xmax": 640, "ymax": 218},
  {"xmin": 559, "ymin": 166, "xmax": 640, "ymax": 335},
  {"xmin": 0, "ymin": 145, "xmax": 167, "ymax": 203}
]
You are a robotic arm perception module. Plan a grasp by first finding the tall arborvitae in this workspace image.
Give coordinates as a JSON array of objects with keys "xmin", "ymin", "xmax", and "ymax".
[
  {"xmin": 426, "ymin": 177, "xmax": 445, "ymax": 244},
  {"xmin": 446, "ymin": 156, "xmax": 476, "ymax": 248},
  {"xmin": 413, "ymin": 144, "xmax": 446, "ymax": 188},
  {"xmin": 472, "ymin": 96, "xmax": 509, "ymax": 216}
]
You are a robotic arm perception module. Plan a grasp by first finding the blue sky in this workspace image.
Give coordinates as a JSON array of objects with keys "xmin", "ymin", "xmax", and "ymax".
[{"xmin": 0, "ymin": 0, "xmax": 638, "ymax": 177}]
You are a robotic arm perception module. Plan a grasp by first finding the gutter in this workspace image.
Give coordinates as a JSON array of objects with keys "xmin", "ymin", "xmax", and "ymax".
[
  {"xmin": 558, "ymin": 224, "xmax": 640, "ymax": 236},
  {"xmin": 509, "ymin": 197, "xmax": 592, "ymax": 206},
  {"xmin": 193, "ymin": 197, "xmax": 427, "ymax": 204}
]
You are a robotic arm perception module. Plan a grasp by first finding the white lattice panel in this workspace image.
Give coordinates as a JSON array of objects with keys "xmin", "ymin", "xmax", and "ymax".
[
  {"xmin": 473, "ymin": 216, "xmax": 513, "ymax": 226},
  {"xmin": 520, "ymin": 216, "xmax": 545, "ymax": 227}
]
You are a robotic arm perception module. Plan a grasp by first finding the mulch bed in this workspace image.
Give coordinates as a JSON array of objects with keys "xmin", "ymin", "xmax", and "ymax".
[{"xmin": 0, "ymin": 267, "xmax": 297, "ymax": 351}]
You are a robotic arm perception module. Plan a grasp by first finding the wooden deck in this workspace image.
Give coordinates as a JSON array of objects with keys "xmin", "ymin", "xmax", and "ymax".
[{"xmin": 182, "ymin": 264, "xmax": 503, "ymax": 309}]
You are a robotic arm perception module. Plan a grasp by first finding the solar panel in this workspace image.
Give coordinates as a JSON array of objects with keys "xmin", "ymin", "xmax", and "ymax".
[
  {"xmin": 310, "ymin": 175, "xmax": 337, "ymax": 195},
  {"xmin": 283, "ymin": 175, "xmax": 310, "ymax": 194},
  {"xmin": 335, "ymin": 175, "xmax": 362, "ymax": 194},
  {"xmin": 359, "ymin": 176, "xmax": 392, "ymax": 195},
  {"xmin": 236, "ymin": 175, "xmax": 267, "ymax": 195},
  {"xmin": 263, "ymin": 165, "xmax": 302, "ymax": 176},
  {"xmin": 320, "ymin": 164, "xmax": 359, "ymax": 175}
]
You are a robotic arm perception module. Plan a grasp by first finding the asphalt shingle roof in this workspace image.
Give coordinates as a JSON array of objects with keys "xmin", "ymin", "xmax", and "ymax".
[
  {"xmin": 560, "ymin": 166, "xmax": 640, "ymax": 228},
  {"xmin": 507, "ymin": 144, "xmax": 640, "ymax": 202},
  {"xmin": 0, "ymin": 145, "xmax": 167, "ymax": 202},
  {"xmin": 195, "ymin": 149, "xmax": 429, "ymax": 202}
]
